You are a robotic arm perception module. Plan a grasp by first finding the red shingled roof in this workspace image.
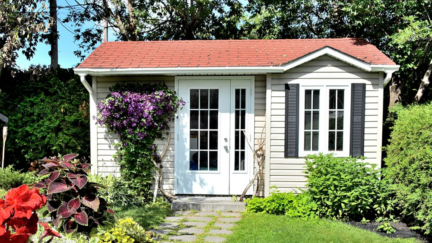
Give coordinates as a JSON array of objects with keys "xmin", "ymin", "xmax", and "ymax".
[{"xmin": 77, "ymin": 38, "xmax": 396, "ymax": 69}]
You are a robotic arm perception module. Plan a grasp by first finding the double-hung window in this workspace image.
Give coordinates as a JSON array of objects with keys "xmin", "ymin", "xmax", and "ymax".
[{"xmin": 298, "ymin": 85, "xmax": 351, "ymax": 157}]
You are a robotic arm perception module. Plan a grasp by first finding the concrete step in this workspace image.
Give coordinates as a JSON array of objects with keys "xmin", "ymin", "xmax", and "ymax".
[{"xmin": 171, "ymin": 196, "xmax": 245, "ymax": 212}]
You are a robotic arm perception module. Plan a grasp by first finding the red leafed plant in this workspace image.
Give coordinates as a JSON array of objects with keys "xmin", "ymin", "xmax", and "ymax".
[
  {"xmin": 35, "ymin": 153, "xmax": 114, "ymax": 234},
  {"xmin": 0, "ymin": 184, "xmax": 60, "ymax": 243}
]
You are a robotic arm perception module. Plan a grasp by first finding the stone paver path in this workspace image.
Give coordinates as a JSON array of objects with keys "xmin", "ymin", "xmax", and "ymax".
[{"xmin": 150, "ymin": 210, "xmax": 242, "ymax": 242}]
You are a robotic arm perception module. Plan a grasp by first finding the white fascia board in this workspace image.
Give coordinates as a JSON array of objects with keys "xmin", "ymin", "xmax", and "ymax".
[{"xmin": 73, "ymin": 67, "xmax": 284, "ymax": 76}]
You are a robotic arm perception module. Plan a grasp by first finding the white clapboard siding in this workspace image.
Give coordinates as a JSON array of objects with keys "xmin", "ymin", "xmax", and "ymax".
[
  {"xmin": 268, "ymin": 55, "xmax": 382, "ymax": 193},
  {"xmin": 94, "ymin": 75, "xmax": 266, "ymax": 196}
]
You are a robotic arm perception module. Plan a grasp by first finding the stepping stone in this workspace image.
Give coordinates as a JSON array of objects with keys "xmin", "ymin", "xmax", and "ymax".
[
  {"xmin": 196, "ymin": 212, "xmax": 219, "ymax": 217},
  {"xmin": 178, "ymin": 227, "xmax": 205, "ymax": 234},
  {"xmin": 221, "ymin": 212, "xmax": 241, "ymax": 217},
  {"xmin": 158, "ymin": 222, "xmax": 179, "ymax": 229},
  {"xmin": 214, "ymin": 223, "xmax": 235, "ymax": 229},
  {"xmin": 169, "ymin": 235, "xmax": 197, "ymax": 242},
  {"xmin": 165, "ymin": 216, "xmax": 184, "ymax": 222},
  {"xmin": 218, "ymin": 218, "xmax": 240, "ymax": 223},
  {"xmin": 205, "ymin": 236, "xmax": 226, "ymax": 242},
  {"xmin": 209, "ymin": 229, "xmax": 233, "ymax": 235},
  {"xmin": 175, "ymin": 211, "xmax": 193, "ymax": 216},
  {"xmin": 183, "ymin": 221, "xmax": 207, "ymax": 227},
  {"xmin": 150, "ymin": 229, "xmax": 170, "ymax": 235},
  {"xmin": 188, "ymin": 216, "xmax": 213, "ymax": 222}
]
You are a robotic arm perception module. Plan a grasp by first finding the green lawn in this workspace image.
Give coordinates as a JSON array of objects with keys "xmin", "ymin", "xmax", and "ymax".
[
  {"xmin": 112, "ymin": 203, "xmax": 172, "ymax": 229},
  {"xmin": 225, "ymin": 213, "xmax": 420, "ymax": 243}
]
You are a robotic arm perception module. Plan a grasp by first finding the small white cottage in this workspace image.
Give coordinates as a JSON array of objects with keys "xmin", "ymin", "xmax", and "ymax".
[{"xmin": 74, "ymin": 38, "xmax": 399, "ymax": 197}]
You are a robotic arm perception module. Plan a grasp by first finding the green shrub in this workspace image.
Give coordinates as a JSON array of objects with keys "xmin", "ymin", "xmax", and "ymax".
[
  {"xmin": 0, "ymin": 67, "xmax": 89, "ymax": 169},
  {"xmin": 385, "ymin": 103, "xmax": 432, "ymax": 234},
  {"xmin": 0, "ymin": 165, "xmax": 38, "ymax": 190},
  {"xmin": 0, "ymin": 188, "xmax": 7, "ymax": 199},
  {"xmin": 305, "ymin": 153, "xmax": 386, "ymax": 221},
  {"xmin": 245, "ymin": 188, "xmax": 318, "ymax": 220},
  {"xmin": 88, "ymin": 174, "xmax": 145, "ymax": 206}
]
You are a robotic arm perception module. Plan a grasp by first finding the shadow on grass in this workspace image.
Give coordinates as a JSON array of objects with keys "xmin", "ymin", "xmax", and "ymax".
[{"xmin": 113, "ymin": 203, "xmax": 172, "ymax": 230}]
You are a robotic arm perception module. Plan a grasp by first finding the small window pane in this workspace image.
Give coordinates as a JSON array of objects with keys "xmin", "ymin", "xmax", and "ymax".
[
  {"xmin": 200, "ymin": 90, "xmax": 208, "ymax": 109},
  {"xmin": 241, "ymin": 89, "xmax": 246, "ymax": 108},
  {"xmin": 328, "ymin": 131, "xmax": 335, "ymax": 151},
  {"xmin": 210, "ymin": 89, "xmax": 218, "ymax": 109},
  {"xmin": 209, "ymin": 152, "xmax": 218, "ymax": 171},
  {"xmin": 240, "ymin": 151, "xmax": 245, "ymax": 170},
  {"xmin": 190, "ymin": 89, "xmax": 199, "ymax": 109},
  {"xmin": 209, "ymin": 131, "xmax": 218, "ymax": 149},
  {"xmin": 312, "ymin": 111, "xmax": 319, "ymax": 130},
  {"xmin": 241, "ymin": 131, "xmax": 245, "ymax": 150},
  {"xmin": 337, "ymin": 111, "xmax": 344, "ymax": 130},
  {"xmin": 329, "ymin": 111, "xmax": 335, "ymax": 130},
  {"xmin": 329, "ymin": 90, "xmax": 336, "ymax": 109},
  {"xmin": 337, "ymin": 132, "xmax": 343, "ymax": 151},
  {"xmin": 200, "ymin": 110, "xmax": 208, "ymax": 129},
  {"xmin": 312, "ymin": 132, "xmax": 319, "ymax": 151},
  {"xmin": 235, "ymin": 151, "xmax": 240, "ymax": 170},
  {"xmin": 313, "ymin": 90, "xmax": 320, "ymax": 109},
  {"xmin": 190, "ymin": 152, "xmax": 198, "ymax": 171},
  {"xmin": 337, "ymin": 90, "xmax": 344, "ymax": 109},
  {"xmin": 210, "ymin": 111, "xmax": 218, "ymax": 129},
  {"xmin": 235, "ymin": 131, "xmax": 240, "ymax": 150},
  {"xmin": 235, "ymin": 89, "xmax": 240, "ymax": 109},
  {"xmin": 241, "ymin": 110, "xmax": 246, "ymax": 129},
  {"xmin": 305, "ymin": 111, "xmax": 311, "ymax": 130},
  {"xmin": 304, "ymin": 131, "xmax": 311, "ymax": 151},
  {"xmin": 199, "ymin": 151, "xmax": 208, "ymax": 170},
  {"xmin": 235, "ymin": 110, "xmax": 240, "ymax": 129},
  {"xmin": 190, "ymin": 111, "xmax": 199, "ymax": 129},
  {"xmin": 305, "ymin": 90, "xmax": 312, "ymax": 109},
  {"xmin": 200, "ymin": 131, "xmax": 208, "ymax": 149},
  {"xmin": 190, "ymin": 131, "xmax": 198, "ymax": 150}
]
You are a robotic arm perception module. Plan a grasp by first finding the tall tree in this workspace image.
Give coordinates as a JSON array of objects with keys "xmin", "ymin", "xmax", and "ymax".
[
  {"xmin": 49, "ymin": 0, "xmax": 59, "ymax": 68},
  {"xmin": 0, "ymin": 0, "xmax": 47, "ymax": 77}
]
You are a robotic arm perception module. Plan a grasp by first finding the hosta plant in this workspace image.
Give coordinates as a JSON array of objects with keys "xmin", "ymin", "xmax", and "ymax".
[{"xmin": 34, "ymin": 154, "xmax": 114, "ymax": 235}]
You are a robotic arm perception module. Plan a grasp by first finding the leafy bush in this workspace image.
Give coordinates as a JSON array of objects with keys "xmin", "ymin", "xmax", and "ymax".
[
  {"xmin": 0, "ymin": 185, "xmax": 61, "ymax": 243},
  {"xmin": 385, "ymin": 103, "xmax": 432, "ymax": 234},
  {"xmin": 245, "ymin": 188, "xmax": 318, "ymax": 220},
  {"xmin": 96, "ymin": 83, "xmax": 184, "ymax": 198},
  {"xmin": 88, "ymin": 174, "xmax": 144, "ymax": 206},
  {"xmin": 305, "ymin": 153, "xmax": 387, "ymax": 221},
  {"xmin": 93, "ymin": 217, "xmax": 154, "ymax": 243},
  {"xmin": 0, "ymin": 165, "xmax": 38, "ymax": 190},
  {"xmin": 0, "ymin": 188, "xmax": 7, "ymax": 199},
  {"xmin": 34, "ymin": 154, "xmax": 114, "ymax": 235},
  {"xmin": 0, "ymin": 67, "xmax": 89, "ymax": 169}
]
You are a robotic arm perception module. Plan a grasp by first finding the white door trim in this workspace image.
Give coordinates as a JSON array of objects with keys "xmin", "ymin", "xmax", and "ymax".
[{"xmin": 174, "ymin": 76, "xmax": 255, "ymax": 195}]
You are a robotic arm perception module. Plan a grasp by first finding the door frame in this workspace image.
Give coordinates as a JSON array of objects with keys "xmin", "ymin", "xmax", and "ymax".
[{"xmin": 174, "ymin": 76, "xmax": 255, "ymax": 195}]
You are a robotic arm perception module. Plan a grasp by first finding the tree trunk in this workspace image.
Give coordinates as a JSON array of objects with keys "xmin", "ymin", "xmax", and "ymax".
[
  {"xmin": 126, "ymin": 0, "xmax": 137, "ymax": 41},
  {"xmin": 415, "ymin": 58, "xmax": 432, "ymax": 102},
  {"xmin": 0, "ymin": 59, "xmax": 3, "ymax": 79},
  {"xmin": 49, "ymin": 0, "xmax": 58, "ymax": 69},
  {"xmin": 389, "ymin": 76, "xmax": 402, "ymax": 108}
]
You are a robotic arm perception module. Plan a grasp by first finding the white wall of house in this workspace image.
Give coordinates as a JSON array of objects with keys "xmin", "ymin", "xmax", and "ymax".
[
  {"xmin": 265, "ymin": 55, "xmax": 384, "ymax": 196},
  {"xmin": 90, "ymin": 75, "xmax": 266, "ymax": 196}
]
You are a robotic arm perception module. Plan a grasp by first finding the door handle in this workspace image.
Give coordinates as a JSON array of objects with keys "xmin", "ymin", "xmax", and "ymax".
[{"xmin": 224, "ymin": 145, "xmax": 229, "ymax": 152}]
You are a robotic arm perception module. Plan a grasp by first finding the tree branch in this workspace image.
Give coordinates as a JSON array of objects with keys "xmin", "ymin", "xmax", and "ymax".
[{"xmin": 415, "ymin": 57, "xmax": 432, "ymax": 102}]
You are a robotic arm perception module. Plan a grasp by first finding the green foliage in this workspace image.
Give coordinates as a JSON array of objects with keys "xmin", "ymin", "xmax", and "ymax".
[
  {"xmin": 0, "ymin": 188, "xmax": 7, "ymax": 199},
  {"xmin": 88, "ymin": 174, "xmax": 144, "ymax": 206},
  {"xmin": 0, "ymin": 165, "xmax": 38, "ymax": 190},
  {"xmin": 305, "ymin": 154, "xmax": 388, "ymax": 221},
  {"xmin": 385, "ymin": 103, "xmax": 432, "ymax": 234},
  {"xmin": 0, "ymin": 67, "xmax": 89, "ymax": 169},
  {"xmin": 245, "ymin": 188, "xmax": 318, "ymax": 220},
  {"xmin": 92, "ymin": 217, "xmax": 154, "ymax": 243}
]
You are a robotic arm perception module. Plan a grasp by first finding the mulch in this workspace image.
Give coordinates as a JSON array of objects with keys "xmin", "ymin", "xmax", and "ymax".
[{"xmin": 346, "ymin": 221, "xmax": 432, "ymax": 242}]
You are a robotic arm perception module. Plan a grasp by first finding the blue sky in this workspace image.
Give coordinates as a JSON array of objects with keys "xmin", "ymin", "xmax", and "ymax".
[{"xmin": 16, "ymin": 0, "xmax": 116, "ymax": 70}]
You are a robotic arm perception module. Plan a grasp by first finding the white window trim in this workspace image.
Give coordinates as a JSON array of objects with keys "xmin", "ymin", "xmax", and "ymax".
[{"xmin": 298, "ymin": 84, "xmax": 351, "ymax": 157}]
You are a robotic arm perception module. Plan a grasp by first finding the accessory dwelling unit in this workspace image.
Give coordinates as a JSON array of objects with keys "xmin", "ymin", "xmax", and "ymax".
[{"xmin": 74, "ymin": 39, "xmax": 399, "ymax": 197}]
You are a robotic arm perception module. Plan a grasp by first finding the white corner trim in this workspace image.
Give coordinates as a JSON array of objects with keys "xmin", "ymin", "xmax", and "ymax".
[
  {"xmin": 264, "ymin": 74, "xmax": 271, "ymax": 197},
  {"xmin": 79, "ymin": 74, "xmax": 93, "ymax": 94},
  {"xmin": 383, "ymin": 70, "xmax": 397, "ymax": 87}
]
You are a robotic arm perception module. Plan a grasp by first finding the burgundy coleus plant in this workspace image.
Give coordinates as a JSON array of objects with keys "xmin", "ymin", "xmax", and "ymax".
[{"xmin": 34, "ymin": 154, "xmax": 114, "ymax": 234}]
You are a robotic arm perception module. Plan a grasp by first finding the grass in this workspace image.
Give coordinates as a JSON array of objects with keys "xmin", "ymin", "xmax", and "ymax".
[
  {"xmin": 225, "ymin": 213, "xmax": 420, "ymax": 243},
  {"xmin": 112, "ymin": 202, "xmax": 172, "ymax": 230}
]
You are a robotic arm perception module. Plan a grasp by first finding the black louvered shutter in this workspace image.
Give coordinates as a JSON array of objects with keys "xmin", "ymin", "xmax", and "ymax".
[
  {"xmin": 350, "ymin": 83, "xmax": 366, "ymax": 157},
  {"xmin": 284, "ymin": 83, "xmax": 299, "ymax": 157}
]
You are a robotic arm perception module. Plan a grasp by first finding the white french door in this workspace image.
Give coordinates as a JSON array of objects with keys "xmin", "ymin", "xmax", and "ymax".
[{"xmin": 176, "ymin": 77, "xmax": 254, "ymax": 195}]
